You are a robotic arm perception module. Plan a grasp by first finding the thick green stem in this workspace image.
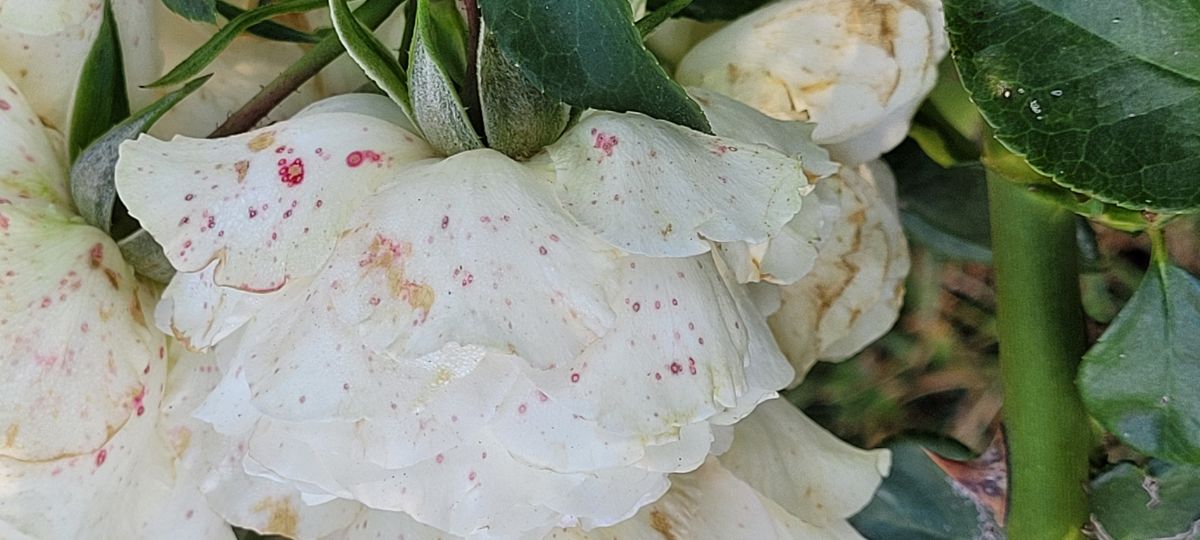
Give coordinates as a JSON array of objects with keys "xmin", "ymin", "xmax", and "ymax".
[
  {"xmin": 210, "ymin": 0, "xmax": 403, "ymax": 137},
  {"xmin": 988, "ymin": 176, "xmax": 1091, "ymax": 539}
]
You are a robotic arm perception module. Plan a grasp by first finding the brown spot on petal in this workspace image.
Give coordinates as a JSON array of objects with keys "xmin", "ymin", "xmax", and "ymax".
[
  {"xmin": 649, "ymin": 509, "xmax": 678, "ymax": 540},
  {"xmin": 252, "ymin": 497, "xmax": 299, "ymax": 537},
  {"xmin": 3, "ymin": 423, "xmax": 17, "ymax": 447},
  {"xmin": 247, "ymin": 131, "xmax": 276, "ymax": 152},
  {"xmin": 234, "ymin": 160, "xmax": 250, "ymax": 183}
]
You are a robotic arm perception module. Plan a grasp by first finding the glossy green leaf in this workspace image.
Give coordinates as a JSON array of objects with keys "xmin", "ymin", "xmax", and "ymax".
[
  {"xmin": 163, "ymin": 0, "xmax": 217, "ymax": 23},
  {"xmin": 645, "ymin": 0, "xmax": 768, "ymax": 21},
  {"xmin": 480, "ymin": 0, "xmax": 710, "ymax": 133},
  {"xmin": 886, "ymin": 139, "xmax": 991, "ymax": 263},
  {"xmin": 215, "ymin": 0, "xmax": 321, "ymax": 43},
  {"xmin": 149, "ymin": 0, "xmax": 326, "ymax": 87},
  {"xmin": 1078, "ymin": 255, "xmax": 1200, "ymax": 464},
  {"xmin": 945, "ymin": 0, "xmax": 1200, "ymax": 213},
  {"xmin": 1090, "ymin": 461, "xmax": 1200, "ymax": 540},
  {"xmin": 69, "ymin": 0, "xmax": 130, "ymax": 163},
  {"xmin": 478, "ymin": 29, "xmax": 568, "ymax": 159},
  {"xmin": 850, "ymin": 439, "xmax": 1005, "ymax": 540},
  {"xmin": 329, "ymin": 0, "xmax": 412, "ymax": 119},
  {"xmin": 71, "ymin": 76, "xmax": 211, "ymax": 234}
]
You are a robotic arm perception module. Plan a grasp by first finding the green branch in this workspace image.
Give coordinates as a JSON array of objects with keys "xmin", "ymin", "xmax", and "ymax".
[
  {"xmin": 987, "ymin": 176, "xmax": 1092, "ymax": 539},
  {"xmin": 210, "ymin": 0, "xmax": 403, "ymax": 137}
]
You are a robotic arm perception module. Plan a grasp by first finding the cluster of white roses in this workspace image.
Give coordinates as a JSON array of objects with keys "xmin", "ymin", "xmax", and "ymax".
[{"xmin": 0, "ymin": 0, "xmax": 945, "ymax": 538}]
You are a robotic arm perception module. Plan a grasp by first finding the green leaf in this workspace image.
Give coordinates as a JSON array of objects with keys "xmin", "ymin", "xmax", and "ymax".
[
  {"xmin": 945, "ymin": 0, "xmax": 1200, "ymax": 213},
  {"xmin": 478, "ymin": 29, "xmax": 568, "ymax": 159},
  {"xmin": 118, "ymin": 229, "xmax": 175, "ymax": 284},
  {"xmin": 163, "ymin": 0, "xmax": 217, "ymax": 23},
  {"xmin": 407, "ymin": 0, "xmax": 481, "ymax": 155},
  {"xmin": 1078, "ymin": 255, "xmax": 1200, "ymax": 464},
  {"xmin": 69, "ymin": 0, "xmax": 130, "ymax": 163},
  {"xmin": 149, "ymin": 0, "xmax": 326, "ymax": 87},
  {"xmin": 886, "ymin": 139, "xmax": 992, "ymax": 263},
  {"xmin": 849, "ymin": 439, "xmax": 1005, "ymax": 540},
  {"xmin": 215, "ymin": 0, "xmax": 321, "ymax": 43},
  {"xmin": 480, "ymin": 0, "xmax": 710, "ymax": 133},
  {"xmin": 70, "ymin": 76, "xmax": 211, "ymax": 234},
  {"xmin": 329, "ymin": 0, "xmax": 412, "ymax": 119},
  {"xmin": 1090, "ymin": 461, "xmax": 1200, "ymax": 540},
  {"xmin": 645, "ymin": 0, "xmax": 768, "ymax": 21}
]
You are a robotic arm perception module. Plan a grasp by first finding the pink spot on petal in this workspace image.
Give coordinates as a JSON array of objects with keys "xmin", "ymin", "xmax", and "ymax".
[
  {"xmin": 436, "ymin": 454, "xmax": 445, "ymax": 464},
  {"xmin": 592, "ymin": 129, "xmax": 619, "ymax": 157},
  {"xmin": 570, "ymin": 373, "xmax": 581, "ymax": 383},
  {"xmin": 278, "ymin": 158, "xmax": 304, "ymax": 186},
  {"xmin": 0, "ymin": 100, "xmax": 9, "ymax": 111},
  {"xmin": 346, "ymin": 151, "xmax": 364, "ymax": 167},
  {"xmin": 95, "ymin": 449, "xmax": 107, "ymax": 467},
  {"xmin": 517, "ymin": 403, "xmax": 527, "ymax": 415}
]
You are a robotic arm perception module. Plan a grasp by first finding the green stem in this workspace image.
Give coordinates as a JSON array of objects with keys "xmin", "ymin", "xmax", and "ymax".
[
  {"xmin": 210, "ymin": 0, "xmax": 403, "ymax": 137},
  {"xmin": 988, "ymin": 176, "xmax": 1092, "ymax": 539}
]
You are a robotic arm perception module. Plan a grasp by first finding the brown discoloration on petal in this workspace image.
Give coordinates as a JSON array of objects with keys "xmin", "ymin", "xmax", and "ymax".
[
  {"xmin": 4, "ymin": 423, "xmax": 17, "ymax": 447},
  {"xmin": 252, "ymin": 497, "xmax": 299, "ymax": 538},
  {"xmin": 247, "ymin": 131, "xmax": 276, "ymax": 152},
  {"xmin": 649, "ymin": 509, "xmax": 679, "ymax": 540},
  {"xmin": 234, "ymin": 160, "xmax": 250, "ymax": 183}
]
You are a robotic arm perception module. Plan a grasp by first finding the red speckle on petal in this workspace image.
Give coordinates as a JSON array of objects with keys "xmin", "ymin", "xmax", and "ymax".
[
  {"xmin": 278, "ymin": 158, "xmax": 305, "ymax": 186},
  {"xmin": 436, "ymin": 454, "xmax": 445, "ymax": 464},
  {"xmin": 688, "ymin": 357, "xmax": 697, "ymax": 375},
  {"xmin": 570, "ymin": 373, "xmax": 581, "ymax": 383},
  {"xmin": 632, "ymin": 302, "xmax": 641, "ymax": 312},
  {"xmin": 88, "ymin": 243, "xmax": 104, "ymax": 268},
  {"xmin": 440, "ymin": 216, "xmax": 450, "ymax": 229},
  {"xmin": 669, "ymin": 362, "xmax": 683, "ymax": 375},
  {"xmin": 0, "ymin": 213, "xmax": 8, "ymax": 229},
  {"xmin": 346, "ymin": 151, "xmax": 364, "ymax": 167},
  {"xmin": 95, "ymin": 449, "xmax": 107, "ymax": 467},
  {"xmin": 537, "ymin": 391, "xmax": 549, "ymax": 402},
  {"xmin": 184, "ymin": 193, "xmax": 194, "ymax": 201},
  {"xmin": 591, "ymin": 128, "xmax": 619, "ymax": 157},
  {"xmin": 538, "ymin": 246, "xmax": 548, "ymax": 256},
  {"xmin": 517, "ymin": 403, "xmax": 527, "ymax": 415},
  {"xmin": 0, "ymin": 100, "xmax": 10, "ymax": 111},
  {"xmin": 248, "ymin": 208, "xmax": 258, "ymax": 219},
  {"xmin": 136, "ymin": 405, "xmax": 145, "ymax": 416}
]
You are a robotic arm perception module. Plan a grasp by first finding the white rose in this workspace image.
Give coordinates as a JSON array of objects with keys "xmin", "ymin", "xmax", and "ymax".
[
  {"xmin": 0, "ymin": 66, "xmax": 225, "ymax": 539},
  {"xmin": 675, "ymin": 0, "xmax": 947, "ymax": 166},
  {"xmin": 115, "ymin": 91, "xmax": 822, "ymax": 537}
]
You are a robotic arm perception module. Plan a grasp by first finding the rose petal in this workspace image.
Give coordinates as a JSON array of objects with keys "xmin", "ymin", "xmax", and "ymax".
[
  {"xmin": 0, "ymin": 209, "xmax": 159, "ymax": 460},
  {"xmin": 546, "ymin": 111, "xmax": 807, "ymax": 257},
  {"xmin": 768, "ymin": 165, "xmax": 893, "ymax": 378},
  {"xmin": 721, "ymin": 399, "xmax": 890, "ymax": 526},
  {"xmin": 115, "ymin": 110, "xmax": 437, "ymax": 291},
  {"xmin": 0, "ymin": 0, "xmax": 160, "ymax": 131},
  {"xmin": 818, "ymin": 160, "xmax": 908, "ymax": 360}
]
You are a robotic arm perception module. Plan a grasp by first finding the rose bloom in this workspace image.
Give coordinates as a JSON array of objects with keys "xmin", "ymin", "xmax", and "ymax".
[
  {"xmin": 674, "ymin": 0, "xmax": 947, "ymax": 167},
  {"xmin": 1, "ymin": 0, "xmax": 908, "ymax": 536}
]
